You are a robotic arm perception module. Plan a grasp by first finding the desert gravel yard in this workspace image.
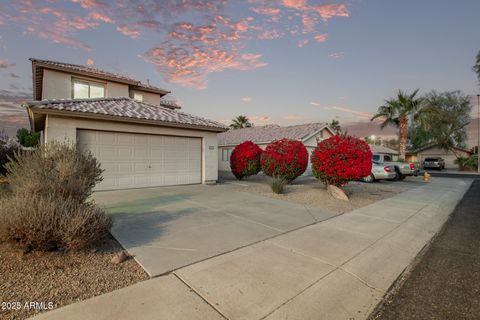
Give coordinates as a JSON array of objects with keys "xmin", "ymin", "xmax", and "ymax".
[
  {"xmin": 234, "ymin": 177, "xmax": 416, "ymax": 214},
  {"xmin": 0, "ymin": 235, "xmax": 148, "ymax": 320}
]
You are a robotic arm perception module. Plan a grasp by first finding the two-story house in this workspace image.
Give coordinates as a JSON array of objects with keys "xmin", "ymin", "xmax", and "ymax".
[{"xmin": 26, "ymin": 58, "xmax": 227, "ymax": 190}]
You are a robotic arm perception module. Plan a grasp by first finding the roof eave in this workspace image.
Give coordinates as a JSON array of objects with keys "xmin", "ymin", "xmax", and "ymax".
[
  {"xmin": 31, "ymin": 60, "xmax": 170, "ymax": 95},
  {"xmin": 28, "ymin": 107, "xmax": 228, "ymax": 133},
  {"xmin": 130, "ymin": 85, "xmax": 170, "ymax": 96}
]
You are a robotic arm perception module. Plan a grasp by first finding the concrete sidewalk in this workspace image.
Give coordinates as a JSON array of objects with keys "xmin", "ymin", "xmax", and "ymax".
[{"xmin": 32, "ymin": 178, "xmax": 471, "ymax": 320}]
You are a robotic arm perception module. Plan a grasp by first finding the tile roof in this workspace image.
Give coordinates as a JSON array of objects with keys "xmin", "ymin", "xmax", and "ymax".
[
  {"xmin": 218, "ymin": 123, "xmax": 330, "ymax": 145},
  {"xmin": 369, "ymin": 144, "xmax": 399, "ymax": 155},
  {"xmin": 28, "ymin": 97, "xmax": 227, "ymax": 132},
  {"xmin": 30, "ymin": 58, "xmax": 170, "ymax": 95}
]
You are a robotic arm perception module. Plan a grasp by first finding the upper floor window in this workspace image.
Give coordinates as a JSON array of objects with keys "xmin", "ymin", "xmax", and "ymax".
[
  {"xmin": 73, "ymin": 79, "xmax": 105, "ymax": 99},
  {"xmin": 133, "ymin": 92, "xmax": 144, "ymax": 102}
]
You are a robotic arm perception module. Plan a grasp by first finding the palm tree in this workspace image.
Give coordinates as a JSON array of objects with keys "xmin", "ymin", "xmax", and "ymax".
[
  {"xmin": 371, "ymin": 89, "xmax": 423, "ymax": 160},
  {"xmin": 230, "ymin": 115, "xmax": 253, "ymax": 129},
  {"xmin": 474, "ymin": 50, "xmax": 480, "ymax": 84}
]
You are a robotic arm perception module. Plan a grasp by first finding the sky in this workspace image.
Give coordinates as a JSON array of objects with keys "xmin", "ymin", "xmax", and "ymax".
[{"xmin": 0, "ymin": 0, "xmax": 479, "ymax": 143}]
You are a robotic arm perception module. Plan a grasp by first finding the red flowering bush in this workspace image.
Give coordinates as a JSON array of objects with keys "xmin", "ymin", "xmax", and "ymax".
[
  {"xmin": 260, "ymin": 139, "xmax": 308, "ymax": 182},
  {"xmin": 311, "ymin": 135, "xmax": 372, "ymax": 187},
  {"xmin": 230, "ymin": 141, "xmax": 263, "ymax": 180}
]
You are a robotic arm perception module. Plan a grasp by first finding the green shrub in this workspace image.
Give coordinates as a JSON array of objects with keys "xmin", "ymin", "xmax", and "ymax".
[
  {"xmin": 454, "ymin": 156, "xmax": 478, "ymax": 171},
  {"xmin": 270, "ymin": 176, "xmax": 287, "ymax": 194},
  {"xmin": 16, "ymin": 128, "xmax": 40, "ymax": 147},
  {"xmin": 0, "ymin": 142, "xmax": 111, "ymax": 251}
]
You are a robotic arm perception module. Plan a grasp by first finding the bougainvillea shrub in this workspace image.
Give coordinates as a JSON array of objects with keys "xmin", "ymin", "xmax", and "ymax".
[
  {"xmin": 311, "ymin": 135, "xmax": 372, "ymax": 187},
  {"xmin": 230, "ymin": 141, "xmax": 263, "ymax": 180},
  {"xmin": 260, "ymin": 138, "xmax": 308, "ymax": 182}
]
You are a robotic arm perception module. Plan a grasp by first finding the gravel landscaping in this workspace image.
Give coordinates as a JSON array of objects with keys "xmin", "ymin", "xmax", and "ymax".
[
  {"xmin": 0, "ymin": 235, "xmax": 148, "ymax": 320},
  {"xmin": 235, "ymin": 178, "xmax": 409, "ymax": 213}
]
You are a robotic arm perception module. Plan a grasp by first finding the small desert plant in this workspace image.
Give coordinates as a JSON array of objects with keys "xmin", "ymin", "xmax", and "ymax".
[
  {"xmin": 5, "ymin": 142, "xmax": 103, "ymax": 202},
  {"xmin": 270, "ymin": 176, "xmax": 287, "ymax": 194},
  {"xmin": 0, "ymin": 195, "xmax": 111, "ymax": 250},
  {"xmin": 0, "ymin": 141, "xmax": 111, "ymax": 251}
]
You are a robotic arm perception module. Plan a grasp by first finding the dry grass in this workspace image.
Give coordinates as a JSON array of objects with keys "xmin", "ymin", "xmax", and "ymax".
[
  {"xmin": 0, "ymin": 142, "xmax": 111, "ymax": 251},
  {"xmin": 237, "ymin": 179, "xmax": 409, "ymax": 214},
  {"xmin": 0, "ymin": 235, "xmax": 148, "ymax": 320},
  {"xmin": 0, "ymin": 196, "xmax": 112, "ymax": 251}
]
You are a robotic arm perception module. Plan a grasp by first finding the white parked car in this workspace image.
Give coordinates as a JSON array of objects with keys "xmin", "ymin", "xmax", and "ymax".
[{"xmin": 362, "ymin": 161, "xmax": 397, "ymax": 183}]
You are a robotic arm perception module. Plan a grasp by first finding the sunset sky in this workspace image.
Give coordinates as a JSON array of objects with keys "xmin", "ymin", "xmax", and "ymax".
[{"xmin": 0, "ymin": 0, "xmax": 479, "ymax": 141}]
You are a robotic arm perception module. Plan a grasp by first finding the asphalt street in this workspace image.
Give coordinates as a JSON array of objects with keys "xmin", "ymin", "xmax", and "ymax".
[{"xmin": 372, "ymin": 179, "xmax": 480, "ymax": 320}]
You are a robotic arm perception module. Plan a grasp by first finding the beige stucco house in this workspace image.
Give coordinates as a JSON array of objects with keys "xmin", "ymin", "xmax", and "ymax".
[
  {"xmin": 26, "ymin": 58, "xmax": 227, "ymax": 191},
  {"xmin": 406, "ymin": 144, "xmax": 472, "ymax": 169},
  {"xmin": 217, "ymin": 123, "xmax": 334, "ymax": 174}
]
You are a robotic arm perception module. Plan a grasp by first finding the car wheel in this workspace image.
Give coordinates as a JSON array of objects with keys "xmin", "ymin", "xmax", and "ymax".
[
  {"xmin": 395, "ymin": 171, "xmax": 406, "ymax": 181},
  {"xmin": 362, "ymin": 174, "xmax": 375, "ymax": 183}
]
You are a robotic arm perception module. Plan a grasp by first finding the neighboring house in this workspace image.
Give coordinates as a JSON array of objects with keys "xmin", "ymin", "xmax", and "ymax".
[
  {"xmin": 370, "ymin": 145, "xmax": 399, "ymax": 162},
  {"xmin": 26, "ymin": 58, "xmax": 227, "ymax": 191},
  {"xmin": 217, "ymin": 123, "xmax": 334, "ymax": 173},
  {"xmin": 406, "ymin": 144, "xmax": 473, "ymax": 169}
]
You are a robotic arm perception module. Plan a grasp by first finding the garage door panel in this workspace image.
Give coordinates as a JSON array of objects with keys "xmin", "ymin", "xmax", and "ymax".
[
  {"xmin": 98, "ymin": 132, "xmax": 116, "ymax": 144},
  {"xmin": 78, "ymin": 130, "xmax": 202, "ymax": 191}
]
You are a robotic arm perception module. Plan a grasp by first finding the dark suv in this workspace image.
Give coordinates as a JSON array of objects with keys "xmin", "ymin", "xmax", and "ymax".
[{"xmin": 423, "ymin": 157, "xmax": 445, "ymax": 170}]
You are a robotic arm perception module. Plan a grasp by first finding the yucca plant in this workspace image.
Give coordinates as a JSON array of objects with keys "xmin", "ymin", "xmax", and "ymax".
[{"xmin": 270, "ymin": 176, "xmax": 287, "ymax": 194}]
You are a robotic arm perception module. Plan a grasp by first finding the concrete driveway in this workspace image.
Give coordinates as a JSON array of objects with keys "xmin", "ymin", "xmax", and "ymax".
[{"xmin": 93, "ymin": 183, "xmax": 337, "ymax": 277}]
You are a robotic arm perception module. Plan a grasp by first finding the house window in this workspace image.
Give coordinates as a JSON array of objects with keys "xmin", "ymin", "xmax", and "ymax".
[
  {"xmin": 133, "ymin": 92, "xmax": 144, "ymax": 102},
  {"xmin": 72, "ymin": 80, "xmax": 105, "ymax": 99},
  {"xmin": 222, "ymin": 148, "xmax": 233, "ymax": 161}
]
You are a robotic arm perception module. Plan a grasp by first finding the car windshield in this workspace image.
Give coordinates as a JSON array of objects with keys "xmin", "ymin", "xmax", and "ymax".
[{"xmin": 424, "ymin": 158, "xmax": 438, "ymax": 161}]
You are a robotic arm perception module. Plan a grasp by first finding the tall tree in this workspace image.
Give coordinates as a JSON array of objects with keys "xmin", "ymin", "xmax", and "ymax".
[
  {"xmin": 230, "ymin": 115, "xmax": 253, "ymax": 129},
  {"xmin": 371, "ymin": 89, "xmax": 424, "ymax": 160},
  {"xmin": 329, "ymin": 119, "xmax": 342, "ymax": 135},
  {"xmin": 474, "ymin": 50, "xmax": 480, "ymax": 84},
  {"xmin": 414, "ymin": 91, "xmax": 471, "ymax": 155}
]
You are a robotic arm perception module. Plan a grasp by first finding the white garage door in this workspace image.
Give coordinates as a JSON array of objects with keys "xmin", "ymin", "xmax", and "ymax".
[{"xmin": 78, "ymin": 130, "xmax": 202, "ymax": 191}]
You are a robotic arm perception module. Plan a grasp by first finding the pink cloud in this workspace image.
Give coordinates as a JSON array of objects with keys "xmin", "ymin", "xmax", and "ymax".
[
  {"xmin": 285, "ymin": 114, "xmax": 301, "ymax": 120},
  {"xmin": 314, "ymin": 33, "xmax": 328, "ymax": 42},
  {"xmin": 249, "ymin": 115, "xmax": 271, "ymax": 123},
  {"xmin": 311, "ymin": 3, "xmax": 349, "ymax": 22},
  {"xmin": 143, "ymin": 44, "xmax": 267, "ymax": 89},
  {"xmin": 0, "ymin": 59, "xmax": 14, "ymax": 68},
  {"xmin": 282, "ymin": 0, "xmax": 307, "ymax": 10},
  {"xmin": 251, "ymin": 7, "xmax": 281, "ymax": 15},
  {"xmin": 241, "ymin": 96, "xmax": 252, "ymax": 103},
  {"xmin": 116, "ymin": 25, "xmax": 141, "ymax": 39},
  {"xmin": 321, "ymin": 105, "xmax": 372, "ymax": 120},
  {"xmin": 297, "ymin": 39, "xmax": 309, "ymax": 47},
  {"xmin": 1, "ymin": 0, "xmax": 351, "ymax": 89},
  {"xmin": 86, "ymin": 58, "xmax": 94, "ymax": 66},
  {"xmin": 89, "ymin": 12, "xmax": 113, "ymax": 23}
]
